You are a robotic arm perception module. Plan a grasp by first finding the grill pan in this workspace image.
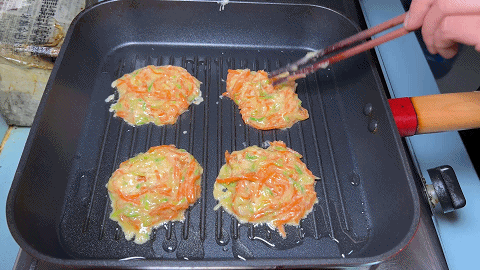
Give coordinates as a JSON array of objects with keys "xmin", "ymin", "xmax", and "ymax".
[{"xmin": 7, "ymin": 0, "xmax": 420, "ymax": 268}]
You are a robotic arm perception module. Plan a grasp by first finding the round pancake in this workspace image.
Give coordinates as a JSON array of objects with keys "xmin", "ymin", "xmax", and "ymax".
[
  {"xmin": 213, "ymin": 141, "xmax": 317, "ymax": 237},
  {"xmin": 224, "ymin": 69, "xmax": 308, "ymax": 130},
  {"xmin": 110, "ymin": 65, "xmax": 202, "ymax": 126},
  {"xmin": 107, "ymin": 145, "xmax": 203, "ymax": 244}
]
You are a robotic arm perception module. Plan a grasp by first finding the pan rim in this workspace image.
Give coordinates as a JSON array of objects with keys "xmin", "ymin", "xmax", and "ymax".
[{"xmin": 6, "ymin": 0, "xmax": 421, "ymax": 267}]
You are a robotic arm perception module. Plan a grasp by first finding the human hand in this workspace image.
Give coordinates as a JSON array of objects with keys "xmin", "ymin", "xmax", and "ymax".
[{"xmin": 404, "ymin": 0, "xmax": 480, "ymax": 59}]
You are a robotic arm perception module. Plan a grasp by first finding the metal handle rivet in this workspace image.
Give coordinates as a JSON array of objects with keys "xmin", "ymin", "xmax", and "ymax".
[
  {"xmin": 368, "ymin": 120, "xmax": 378, "ymax": 133},
  {"xmin": 364, "ymin": 103, "xmax": 373, "ymax": 115}
]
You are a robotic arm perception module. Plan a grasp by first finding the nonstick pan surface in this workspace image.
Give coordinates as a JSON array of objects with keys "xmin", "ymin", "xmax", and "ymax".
[{"xmin": 7, "ymin": 0, "xmax": 420, "ymax": 268}]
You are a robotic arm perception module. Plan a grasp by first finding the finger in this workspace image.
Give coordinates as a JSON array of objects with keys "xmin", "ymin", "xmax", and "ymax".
[
  {"xmin": 438, "ymin": 0, "xmax": 480, "ymax": 15},
  {"xmin": 440, "ymin": 15, "xmax": 480, "ymax": 47},
  {"xmin": 432, "ymin": 15, "xmax": 480, "ymax": 58},
  {"xmin": 404, "ymin": 0, "xmax": 436, "ymax": 30},
  {"xmin": 432, "ymin": 23, "xmax": 456, "ymax": 51},
  {"xmin": 421, "ymin": 3, "xmax": 445, "ymax": 55},
  {"xmin": 432, "ymin": 19, "xmax": 457, "ymax": 58},
  {"xmin": 436, "ymin": 43, "xmax": 458, "ymax": 59},
  {"xmin": 423, "ymin": 22, "xmax": 437, "ymax": 55}
]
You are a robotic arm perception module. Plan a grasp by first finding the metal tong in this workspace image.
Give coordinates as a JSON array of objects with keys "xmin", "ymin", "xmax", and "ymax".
[{"xmin": 269, "ymin": 13, "xmax": 409, "ymax": 86}]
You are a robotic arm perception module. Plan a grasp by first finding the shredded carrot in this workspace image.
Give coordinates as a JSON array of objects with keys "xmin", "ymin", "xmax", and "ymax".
[
  {"xmin": 107, "ymin": 145, "xmax": 203, "ymax": 244},
  {"xmin": 109, "ymin": 65, "xmax": 202, "ymax": 126},
  {"xmin": 223, "ymin": 69, "xmax": 308, "ymax": 130},
  {"xmin": 213, "ymin": 141, "xmax": 317, "ymax": 238}
]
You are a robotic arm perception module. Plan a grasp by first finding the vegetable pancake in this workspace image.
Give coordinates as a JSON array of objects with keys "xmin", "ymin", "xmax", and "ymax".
[
  {"xmin": 109, "ymin": 65, "xmax": 202, "ymax": 126},
  {"xmin": 107, "ymin": 145, "xmax": 203, "ymax": 244},
  {"xmin": 213, "ymin": 141, "xmax": 317, "ymax": 238},
  {"xmin": 224, "ymin": 69, "xmax": 308, "ymax": 130}
]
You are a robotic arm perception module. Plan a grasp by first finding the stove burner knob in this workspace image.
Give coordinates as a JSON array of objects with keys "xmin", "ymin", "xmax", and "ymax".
[{"xmin": 426, "ymin": 165, "xmax": 466, "ymax": 213}]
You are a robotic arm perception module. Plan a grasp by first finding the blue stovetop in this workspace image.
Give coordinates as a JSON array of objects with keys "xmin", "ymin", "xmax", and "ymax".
[
  {"xmin": 360, "ymin": 0, "xmax": 480, "ymax": 269},
  {"xmin": 1, "ymin": 127, "xmax": 30, "ymax": 269}
]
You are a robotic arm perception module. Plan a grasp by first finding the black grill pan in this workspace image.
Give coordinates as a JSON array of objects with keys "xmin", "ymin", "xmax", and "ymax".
[{"xmin": 7, "ymin": 0, "xmax": 420, "ymax": 268}]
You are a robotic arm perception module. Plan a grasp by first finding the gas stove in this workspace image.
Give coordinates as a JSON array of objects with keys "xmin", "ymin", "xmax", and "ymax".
[{"xmin": 360, "ymin": 0, "xmax": 480, "ymax": 269}]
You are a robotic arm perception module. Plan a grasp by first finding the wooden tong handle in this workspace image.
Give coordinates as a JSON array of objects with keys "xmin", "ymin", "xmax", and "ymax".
[
  {"xmin": 323, "ymin": 13, "xmax": 407, "ymax": 56},
  {"xmin": 389, "ymin": 92, "xmax": 480, "ymax": 136},
  {"xmin": 269, "ymin": 13, "xmax": 407, "ymax": 79},
  {"xmin": 272, "ymin": 20, "xmax": 410, "ymax": 85}
]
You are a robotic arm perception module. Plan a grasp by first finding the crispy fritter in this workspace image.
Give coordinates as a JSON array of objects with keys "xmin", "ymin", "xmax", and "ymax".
[
  {"xmin": 107, "ymin": 145, "xmax": 203, "ymax": 244},
  {"xmin": 109, "ymin": 65, "xmax": 202, "ymax": 126},
  {"xmin": 213, "ymin": 141, "xmax": 317, "ymax": 237}
]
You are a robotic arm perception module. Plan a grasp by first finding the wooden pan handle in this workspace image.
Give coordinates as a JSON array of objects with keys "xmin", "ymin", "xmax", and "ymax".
[
  {"xmin": 411, "ymin": 92, "xmax": 480, "ymax": 134},
  {"xmin": 389, "ymin": 92, "xmax": 480, "ymax": 136}
]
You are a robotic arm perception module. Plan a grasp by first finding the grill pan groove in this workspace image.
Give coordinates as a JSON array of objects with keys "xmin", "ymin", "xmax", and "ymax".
[
  {"xmin": 308, "ymin": 73, "xmax": 352, "ymax": 234},
  {"xmin": 215, "ymin": 56, "xmax": 226, "ymax": 246},
  {"xmin": 230, "ymin": 57, "xmax": 241, "ymax": 242},
  {"xmin": 101, "ymin": 120, "xmax": 125, "ymax": 241},
  {"xmin": 82, "ymin": 109, "xmax": 112, "ymax": 234},
  {"xmin": 55, "ymin": 51, "xmax": 391, "ymax": 259},
  {"xmin": 199, "ymin": 57, "xmax": 211, "ymax": 242},
  {"xmin": 301, "ymin": 90, "xmax": 326, "ymax": 239}
]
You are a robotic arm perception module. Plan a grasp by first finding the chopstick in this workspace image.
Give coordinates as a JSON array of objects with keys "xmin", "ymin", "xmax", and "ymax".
[{"xmin": 269, "ymin": 13, "xmax": 409, "ymax": 86}]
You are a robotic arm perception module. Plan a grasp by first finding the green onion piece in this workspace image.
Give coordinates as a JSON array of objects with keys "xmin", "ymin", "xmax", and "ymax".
[
  {"xmin": 125, "ymin": 209, "xmax": 139, "ymax": 217},
  {"xmin": 249, "ymin": 117, "xmax": 265, "ymax": 122},
  {"xmin": 131, "ymin": 70, "xmax": 140, "ymax": 78},
  {"xmin": 110, "ymin": 209, "xmax": 123, "ymax": 218},
  {"xmin": 177, "ymin": 198, "xmax": 187, "ymax": 205},
  {"xmin": 148, "ymin": 82, "xmax": 153, "ymax": 92},
  {"xmin": 111, "ymin": 103, "xmax": 122, "ymax": 110},
  {"xmin": 245, "ymin": 153, "xmax": 257, "ymax": 160},
  {"xmin": 293, "ymin": 182, "xmax": 305, "ymax": 193},
  {"xmin": 276, "ymin": 158, "xmax": 284, "ymax": 166},
  {"xmin": 142, "ymin": 196, "xmax": 150, "ymax": 210},
  {"xmin": 294, "ymin": 164, "xmax": 303, "ymax": 174},
  {"xmin": 135, "ymin": 116, "xmax": 148, "ymax": 125}
]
